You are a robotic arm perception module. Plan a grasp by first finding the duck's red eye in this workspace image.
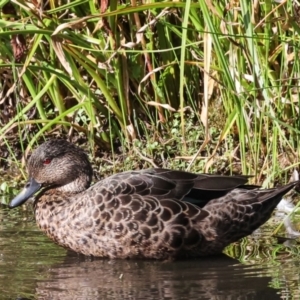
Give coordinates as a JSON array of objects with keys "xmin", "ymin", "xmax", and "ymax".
[{"xmin": 43, "ymin": 158, "xmax": 51, "ymax": 165}]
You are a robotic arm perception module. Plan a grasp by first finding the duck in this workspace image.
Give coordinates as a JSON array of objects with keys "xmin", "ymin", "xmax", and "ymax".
[{"xmin": 8, "ymin": 139, "xmax": 299, "ymax": 260}]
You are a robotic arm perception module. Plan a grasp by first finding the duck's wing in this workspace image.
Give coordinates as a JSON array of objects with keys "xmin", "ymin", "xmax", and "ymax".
[
  {"xmin": 149, "ymin": 168, "xmax": 258, "ymax": 206},
  {"xmin": 100, "ymin": 168, "xmax": 255, "ymax": 205},
  {"xmin": 95, "ymin": 168, "xmax": 256, "ymax": 230},
  {"xmin": 89, "ymin": 170, "xmax": 211, "ymax": 258}
]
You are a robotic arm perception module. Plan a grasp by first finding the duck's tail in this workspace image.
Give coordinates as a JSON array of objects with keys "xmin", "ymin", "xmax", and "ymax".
[{"xmin": 197, "ymin": 181, "xmax": 300, "ymax": 255}]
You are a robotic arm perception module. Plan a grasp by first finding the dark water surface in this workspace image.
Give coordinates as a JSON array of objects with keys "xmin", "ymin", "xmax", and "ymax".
[{"xmin": 1, "ymin": 204, "xmax": 300, "ymax": 300}]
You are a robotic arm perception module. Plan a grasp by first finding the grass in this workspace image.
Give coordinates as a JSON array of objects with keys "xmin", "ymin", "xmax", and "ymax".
[{"xmin": 0, "ymin": 0, "xmax": 299, "ymax": 186}]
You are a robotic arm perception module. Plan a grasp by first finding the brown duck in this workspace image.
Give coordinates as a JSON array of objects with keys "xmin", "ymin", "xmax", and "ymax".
[{"xmin": 8, "ymin": 140, "xmax": 298, "ymax": 259}]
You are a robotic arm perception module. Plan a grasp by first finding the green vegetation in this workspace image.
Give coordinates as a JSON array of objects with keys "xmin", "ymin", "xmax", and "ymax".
[{"xmin": 0, "ymin": 0, "xmax": 300, "ymax": 186}]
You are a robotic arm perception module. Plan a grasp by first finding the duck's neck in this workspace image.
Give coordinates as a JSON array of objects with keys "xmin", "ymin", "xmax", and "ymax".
[{"xmin": 56, "ymin": 174, "xmax": 91, "ymax": 193}]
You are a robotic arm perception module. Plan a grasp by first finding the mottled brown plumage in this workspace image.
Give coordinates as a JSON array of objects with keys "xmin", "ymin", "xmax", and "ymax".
[{"xmin": 8, "ymin": 140, "xmax": 299, "ymax": 259}]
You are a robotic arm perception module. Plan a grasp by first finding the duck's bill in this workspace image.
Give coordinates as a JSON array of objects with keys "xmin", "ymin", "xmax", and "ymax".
[{"xmin": 9, "ymin": 177, "xmax": 42, "ymax": 208}]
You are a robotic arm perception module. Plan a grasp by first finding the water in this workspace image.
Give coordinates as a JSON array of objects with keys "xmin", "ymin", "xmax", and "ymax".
[{"xmin": 1, "ymin": 204, "xmax": 300, "ymax": 299}]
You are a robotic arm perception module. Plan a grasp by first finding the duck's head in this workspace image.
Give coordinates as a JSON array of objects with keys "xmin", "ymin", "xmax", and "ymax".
[{"xmin": 9, "ymin": 139, "xmax": 93, "ymax": 208}]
